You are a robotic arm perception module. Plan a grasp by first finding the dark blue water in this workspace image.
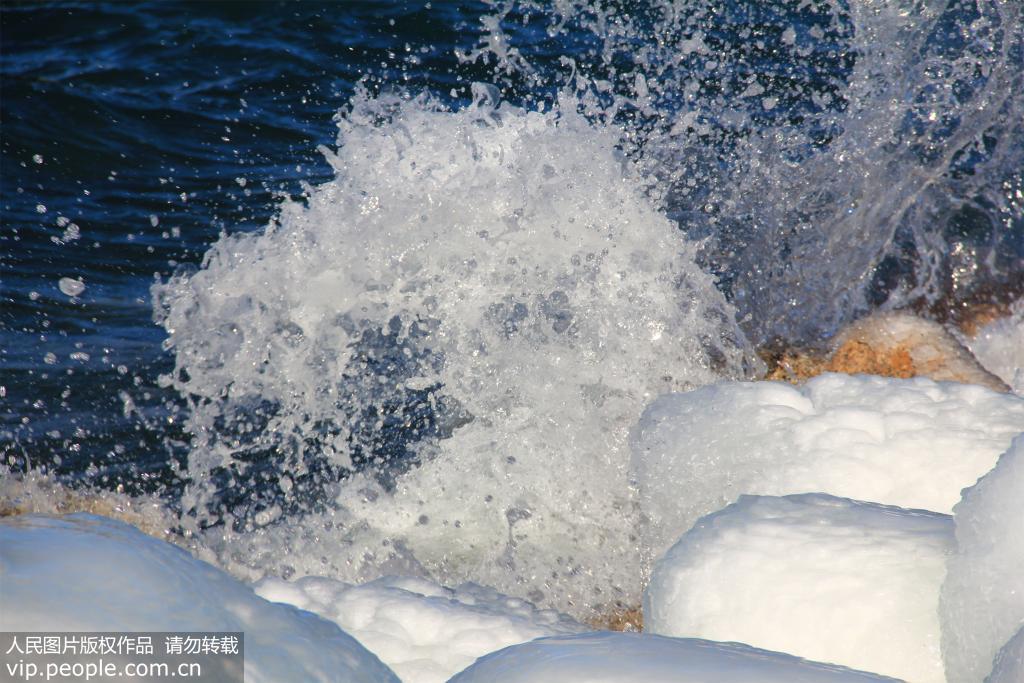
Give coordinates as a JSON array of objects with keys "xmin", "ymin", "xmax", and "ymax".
[
  {"xmin": 3, "ymin": 0, "xmax": 1022, "ymax": 511},
  {"xmin": 2, "ymin": 1, "xmax": 496, "ymax": 493}
]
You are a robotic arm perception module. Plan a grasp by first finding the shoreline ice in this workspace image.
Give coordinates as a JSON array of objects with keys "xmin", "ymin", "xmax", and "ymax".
[
  {"xmin": 4, "ymin": 365, "xmax": 1024, "ymax": 681},
  {"xmin": 645, "ymin": 493, "xmax": 952, "ymax": 682},
  {"xmin": 0, "ymin": 514, "xmax": 400, "ymax": 683}
]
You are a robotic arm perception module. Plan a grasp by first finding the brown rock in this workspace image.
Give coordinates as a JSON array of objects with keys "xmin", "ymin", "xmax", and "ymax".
[
  {"xmin": 826, "ymin": 339, "xmax": 915, "ymax": 378},
  {"xmin": 953, "ymin": 301, "xmax": 1013, "ymax": 338},
  {"xmin": 586, "ymin": 605, "xmax": 643, "ymax": 632},
  {"xmin": 760, "ymin": 311, "xmax": 1010, "ymax": 392},
  {"xmin": 0, "ymin": 474, "xmax": 178, "ymax": 540}
]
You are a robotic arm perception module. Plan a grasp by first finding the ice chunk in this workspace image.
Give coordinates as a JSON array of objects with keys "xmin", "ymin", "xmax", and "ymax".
[
  {"xmin": 644, "ymin": 494, "xmax": 953, "ymax": 683},
  {"xmin": 986, "ymin": 626, "xmax": 1024, "ymax": 683},
  {"xmin": 631, "ymin": 374, "xmax": 1024, "ymax": 560},
  {"xmin": 940, "ymin": 435, "xmax": 1024, "ymax": 683},
  {"xmin": 255, "ymin": 574, "xmax": 584, "ymax": 683},
  {"xmin": 0, "ymin": 514, "xmax": 399, "ymax": 683},
  {"xmin": 967, "ymin": 305, "xmax": 1024, "ymax": 395},
  {"xmin": 447, "ymin": 631, "xmax": 901, "ymax": 683}
]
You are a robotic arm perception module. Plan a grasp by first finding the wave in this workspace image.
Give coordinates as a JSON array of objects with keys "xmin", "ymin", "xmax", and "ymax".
[{"xmin": 153, "ymin": 87, "xmax": 758, "ymax": 614}]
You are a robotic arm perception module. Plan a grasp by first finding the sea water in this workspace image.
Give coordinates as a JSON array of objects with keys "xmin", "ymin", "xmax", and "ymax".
[{"xmin": 3, "ymin": 0, "xmax": 1023, "ymax": 625}]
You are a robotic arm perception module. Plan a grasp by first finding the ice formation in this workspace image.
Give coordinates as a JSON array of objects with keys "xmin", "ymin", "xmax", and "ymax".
[
  {"xmin": 940, "ymin": 434, "xmax": 1024, "ymax": 683},
  {"xmin": 644, "ymin": 493, "xmax": 952, "ymax": 683},
  {"xmin": 986, "ymin": 626, "xmax": 1024, "ymax": 683},
  {"xmin": 447, "ymin": 632, "xmax": 900, "ymax": 683},
  {"xmin": 146, "ymin": 0, "xmax": 1024, "ymax": 626},
  {"xmin": 0, "ymin": 514, "xmax": 400, "ymax": 683},
  {"xmin": 155, "ymin": 89, "xmax": 756, "ymax": 615},
  {"xmin": 6, "ymin": 0, "xmax": 1024, "ymax": 680},
  {"xmin": 254, "ymin": 574, "xmax": 584, "ymax": 683},
  {"xmin": 967, "ymin": 304, "xmax": 1024, "ymax": 395},
  {"xmin": 631, "ymin": 373, "xmax": 1024, "ymax": 561}
]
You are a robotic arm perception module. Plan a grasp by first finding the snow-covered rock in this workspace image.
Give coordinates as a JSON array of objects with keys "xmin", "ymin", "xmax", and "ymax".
[
  {"xmin": 630, "ymin": 374, "xmax": 1024, "ymax": 560},
  {"xmin": 0, "ymin": 514, "xmax": 399, "ymax": 683},
  {"xmin": 446, "ymin": 632, "xmax": 900, "ymax": 683},
  {"xmin": 255, "ymin": 574, "xmax": 584, "ymax": 683},
  {"xmin": 644, "ymin": 493, "xmax": 953, "ymax": 683},
  {"xmin": 940, "ymin": 435, "xmax": 1024, "ymax": 683}
]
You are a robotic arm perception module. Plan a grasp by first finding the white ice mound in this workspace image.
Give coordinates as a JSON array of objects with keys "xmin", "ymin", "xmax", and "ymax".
[
  {"xmin": 940, "ymin": 434, "xmax": 1024, "ymax": 683},
  {"xmin": 0, "ymin": 514, "xmax": 399, "ymax": 683},
  {"xmin": 631, "ymin": 373, "xmax": 1024, "ymax": 559},
  {"xmin": 986, "ymin": 626, "xmax": 1024, "ymax": 683},
  {"xmin": 644, "ymin": 493, "xmax": 953, "ymax": 683},
  {"xmin": 255, "ymin": 574, "xmax": 584, "ymax": 683},
  {"xmin": 446, "ymin": 631, "xmax": 901, "ymax": 683},
  {"xmin": 967, "ymin": 304, "xmax": 1024, "ymax": 395}
]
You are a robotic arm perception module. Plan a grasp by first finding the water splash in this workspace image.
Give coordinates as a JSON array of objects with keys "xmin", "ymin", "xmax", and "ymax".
[
  {"xmin": 465, "ymin": 0, "xmax": 1024, "ymax": 343},
  {"xmin": 154, "ymin": 88, "xmax": 757, "ymax": 614}
]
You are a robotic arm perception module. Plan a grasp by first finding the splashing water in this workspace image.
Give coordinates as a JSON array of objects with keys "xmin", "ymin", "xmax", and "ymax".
[
  {"xmin": 154, "ymin": 88, "xmax": 757, "ymax": 614},
  {"xmin": 463, "ymin": 0, "xmax": 1024, "ymax": 343},
  {"xmin": 8, "ymin": 0, "xmax": 1015, "ymax": 620},
  {"xmin": 147, "ymin": 0, "xmax": 1024, "ymax": 617}
]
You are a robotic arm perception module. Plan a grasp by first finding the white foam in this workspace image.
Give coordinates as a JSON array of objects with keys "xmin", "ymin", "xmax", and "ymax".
[
  {"xmin": 255, "ymin": 574, "xmax": 583, "ymax": 683},
  {"xmin": 155, "ymin": 90, "xmax": 758, "ymax": 615},
  {"xmin": 631, "ymin": 373, "xmax": 1024, "ymax": 562},
  {"xmin": 644, "ymin": 493, "xmax": 953, "ymax": 683},
  {"xmin": 0, "ymin": 514, "xmax": 400, "ymax": 683},
  {"xmin": 447, "ymin": 632, "xmax": 901, "ymax": 683},
  {"xmin": 940, "ymin": 434, "xmax": 1024, "ymax": 683}
]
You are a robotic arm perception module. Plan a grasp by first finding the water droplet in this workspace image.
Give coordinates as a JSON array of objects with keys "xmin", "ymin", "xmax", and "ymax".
[{"xmin": 58, "ymin": 277, "xmax": 85, "ymax": 297}]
